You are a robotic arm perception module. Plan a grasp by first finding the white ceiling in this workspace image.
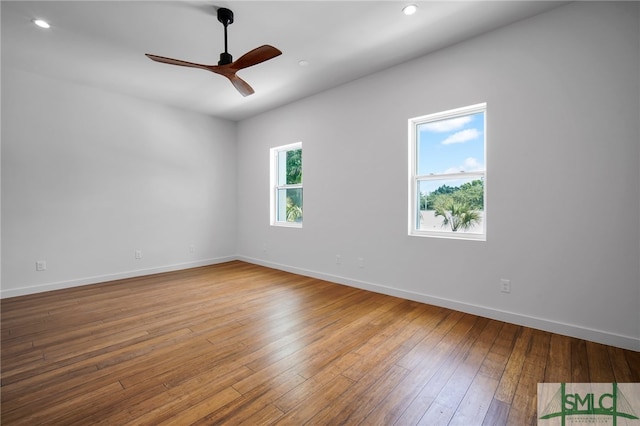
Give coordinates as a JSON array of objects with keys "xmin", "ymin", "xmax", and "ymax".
[{"xmin": 2, "ymin": 1, "xmax": 567, "ymax": 121}]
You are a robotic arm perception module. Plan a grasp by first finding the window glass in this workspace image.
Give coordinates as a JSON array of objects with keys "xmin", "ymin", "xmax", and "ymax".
[
  {"xmin": 277, "ymin": 188, "xmax": 303, "ymax": 223},
  {"xmin": 417, "ymin": 113, "xmax": 485, "ymax": 176},
  {"xmin": 417, "ymin": 177, "xmax": 484, "ymax": 234},
  {"xmin": 271, "ymin": 143, "xmax": 303, "ymax": 226},
  {"xmin": 410, "ymin": 104, "xmax": 486, "ymax": 240}
]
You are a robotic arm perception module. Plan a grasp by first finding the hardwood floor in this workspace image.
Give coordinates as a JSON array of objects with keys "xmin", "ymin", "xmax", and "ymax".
[{"xmin": 2, "ymin": 261, "xmax": 638, "ymax": 425}]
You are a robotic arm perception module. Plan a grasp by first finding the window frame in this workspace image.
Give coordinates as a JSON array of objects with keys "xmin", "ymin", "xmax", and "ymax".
[
  {"xmin": 408, "ymin": 103, "xmax": 487, "ymax": 241},
  {"xmin": 270, "ymin": 142, "xmax": 303, "ymax": 228}
]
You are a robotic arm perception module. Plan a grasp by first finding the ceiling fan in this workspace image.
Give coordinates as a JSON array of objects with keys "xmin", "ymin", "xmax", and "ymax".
[{"xmin": 145, "ymin": 7, "xmax": 282, "ymax": 97}]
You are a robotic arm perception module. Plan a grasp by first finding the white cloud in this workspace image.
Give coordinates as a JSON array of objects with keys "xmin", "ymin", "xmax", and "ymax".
[
  {"xmin": 463, "ymin": 157, "xmax": 483, "ymax": 170},
  {"xmin": 443, "ymin": 157, "xmax": 484, "ymax": 174},
  {"xmin": 421, "ymin": 116, "xmax": 472, "ymax": 132},
  {"xmin": 441, "ymin": 128, "xmax": 479, "ymax": 145}
]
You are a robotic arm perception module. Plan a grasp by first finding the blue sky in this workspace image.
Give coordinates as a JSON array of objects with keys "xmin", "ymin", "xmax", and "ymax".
[{"xmin": 417, "ymin": 111, "xmax": 485, "ymax": 176}]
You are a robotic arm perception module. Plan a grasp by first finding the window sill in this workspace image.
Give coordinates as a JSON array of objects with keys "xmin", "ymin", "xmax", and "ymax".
[
  {"xmin": 409, "ymin": 230, "xmax": 486, "ymax": 241},
  {"xmin": 271, "ymin": 222, "xmax": 303, "ymax": 229}
]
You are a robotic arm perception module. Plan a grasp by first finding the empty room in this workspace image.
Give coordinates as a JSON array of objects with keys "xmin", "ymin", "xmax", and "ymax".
[{"xmin": 1, "ymin": 1, "xmax": 639, "ymax": 425}]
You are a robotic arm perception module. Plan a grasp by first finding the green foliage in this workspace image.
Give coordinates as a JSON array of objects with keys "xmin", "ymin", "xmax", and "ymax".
[
  {"xmin": 285, "ymin": 149, "xmax": 303, "ymax": 221},
  {"xmin": 452, "ymin": 180, "xmax": 483, "ymax": 210},
  {"xmin": 420, "ymin": 179, "xmax": 483, "ymax": 231},
  {"xmin": 286, "ymin": 149, "xmax": 302, "ymax": 184},
  {"xmin": 421, "ymin": 179, "xmax": 483, "ymax": 210},
  {"xmin": 286, "ymin": 197, "xmax": 303, "ymax": 222},
  {"xmin": 433, "ymin": 197, "xmax": 481, "ymax": 232}
]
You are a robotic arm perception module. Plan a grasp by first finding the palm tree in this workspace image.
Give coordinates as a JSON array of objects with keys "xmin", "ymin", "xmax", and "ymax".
[
  {"xmin": 286, "ymin": 197, "xmax": 303, "ymax": 222},
  {"xmin": 433, "ymin": 197, "xmax": 481, "ymax": 232}
]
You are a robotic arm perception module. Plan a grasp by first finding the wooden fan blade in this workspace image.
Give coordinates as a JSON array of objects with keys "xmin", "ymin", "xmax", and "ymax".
[
  {"xmin": 146, "ymin": 53, "xmax": 263, "ymax": 96},
  {"xmin": 231, "ymin": 45, "xmax": 282, "ymax": 70},
  {"xmin": 228, "ymin": 74, "xmax": 255, "ymax": 97},
  {"xmin": 145, "ymin": 54, "xmax": 213, "ymax": 71}
]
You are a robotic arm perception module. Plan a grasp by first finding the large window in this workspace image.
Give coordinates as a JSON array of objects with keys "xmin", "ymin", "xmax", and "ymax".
[
  {"xmin": 270, "ymin": 142, "xmax": 303, "ymax": 227},
  {"xmin": 409, "ymin": 103, "xmax": 486, "ymax": 240}
]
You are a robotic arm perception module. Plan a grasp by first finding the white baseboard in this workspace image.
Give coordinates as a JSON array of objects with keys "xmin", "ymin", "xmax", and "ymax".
[
  {"xmin": 238, "ymin": 256, "xmax": 640, "ymax": 352},
  {"xmin": 3, "ymin": 254, "xmax": 637, "ymax": 352},
  {"xmin": 0, "ymin": 256, "xmax": 236, "ymax": 299}
]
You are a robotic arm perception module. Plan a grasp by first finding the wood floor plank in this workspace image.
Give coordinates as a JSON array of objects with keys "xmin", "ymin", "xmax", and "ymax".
[
  {"xmin": 624, "ymin": 350, "xmax": 640, "ymax": 382},
  {"xmin": 444, "ymin": 322, "xmax": 507, "ymax": 426},
  {"xmin": 1, "ymin": 327, "xmax": 193, "ymax": 400},
  {"xmin": 607, "ymin": 346, "xmax": 636, "ymax": 382},
  {"xmin": 417, "ymin": 319, "xmax": 501, "ymax": 425},
  {"xmin": 90, "ymin": 365, "xmax": 251, "ymax": 425},
  {"xmin": 543, "ymin": 333, "xmax": 572, "ymax": 383},
  {"xmin": 493, "ymin": 326, "xmax": 533, "ymax": 404},
  {"xmin": 157, "ymin": 386, "xmax": 243, "ymax": 426},
  {"xmin": 237, "ymin": 403, "xmax": 285, "ymax": 426},
  {"xmin": 448, "ymin": 374, "xmax": 500, "ymax": 426},
  {"xmin": 477, "ymin": 323, "xmax": 518, "ymax": 383},
  {"xmin": 196, "ymin": 368, "xmax": 307, "ymax": 424},
  {"xmin": 2, "ymin": 381, "xmax": 123, "ymax": 425},
  {"xmin": 395, "ymin": 317, "xmax": 490, "ymax": 425},
  {"xmin": 505, "ymin": 330, "xmax": 551, "ymax": 426},
  {"xmin": 1, "ymin": 261, "xmax": 638, "ymax": 425},
  {"xmin": 586, "ymin": 341, "xmax": 616, "ymax": 382},
  {"xmin": 571, "ymin": 337, "xmax": 591, "ymax": 382},
  {"xmin": 273, "ymin": 350, "xmax": 361, "ymax": 414},
  {"xmin": 482, "ymin": 398, "xmax": 510, "ymax": 426},
  {"xmin": 396, "ymin": 309, "xmax": 466, "ymax": 370},
  {"xmin": 361, "ymin": 310, "xmax": 468, "ymax": 424},
  {"xmin": 272, "ymin": 374, "xmax": 356, "ymax": 425}
]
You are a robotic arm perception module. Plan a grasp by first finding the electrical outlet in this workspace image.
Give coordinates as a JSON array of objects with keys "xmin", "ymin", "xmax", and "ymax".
[
  {"xmin": 36, "ymin": 261, "xmax": 47, "ymax": 271},
  {"xmin": 135, "ymin": 250, "xmax": 142, "ymax": 259},
  {"xmin": 189, "ymin": 244, "xmax": 196, "ymax": 254},
  {"xmin": 358, "ymin": 257, "xmax": 365, "ymax": 268},
  {"xmin": 336, "ymin": 255, "xmax": 341, "ymax": 265},
  {"xmin": 500, "ymin": 279, "xmax": 511, "ymax": 293}
]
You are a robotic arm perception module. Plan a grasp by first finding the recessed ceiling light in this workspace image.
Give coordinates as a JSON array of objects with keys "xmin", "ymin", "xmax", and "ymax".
[
  {"xmin": 402, "ymin": 4, "xmax": 418, "ymax": 16},
  {"xmin": 33, "ymin": 19, "xmax": 51, "ymax": 29},
  {"xmin": 298, "ymin": 60, "xmax": 309, "ymax": 67}
]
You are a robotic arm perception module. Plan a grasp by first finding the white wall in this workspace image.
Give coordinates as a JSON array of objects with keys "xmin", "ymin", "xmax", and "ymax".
[
  {"xmin": 1, "ymin": 68, "xmax": 237, "ymax": 297},
  {"xmin": 236, "ymin": 2, "xmax": 640, "ymax": 350}
]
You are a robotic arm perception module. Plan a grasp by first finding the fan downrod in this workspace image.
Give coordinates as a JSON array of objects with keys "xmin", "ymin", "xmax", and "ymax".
[{"xmin": 217, "ymin": 8, "xmax": 234, "ymax": 65}]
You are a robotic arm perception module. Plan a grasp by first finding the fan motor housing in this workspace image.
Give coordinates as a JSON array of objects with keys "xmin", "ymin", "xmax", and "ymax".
[{"xmin": 218, "ymin": 52, "xmax": 233, "ymax": 65}]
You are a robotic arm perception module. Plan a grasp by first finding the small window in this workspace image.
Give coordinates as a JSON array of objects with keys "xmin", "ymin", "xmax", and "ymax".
[
  {"xmin": 270, "ymin": 142, "xmax": 303, "ymax": 227},
  {"xmin": 409, "ymin": 103, "xmax": 486, "ymax": 240}
]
